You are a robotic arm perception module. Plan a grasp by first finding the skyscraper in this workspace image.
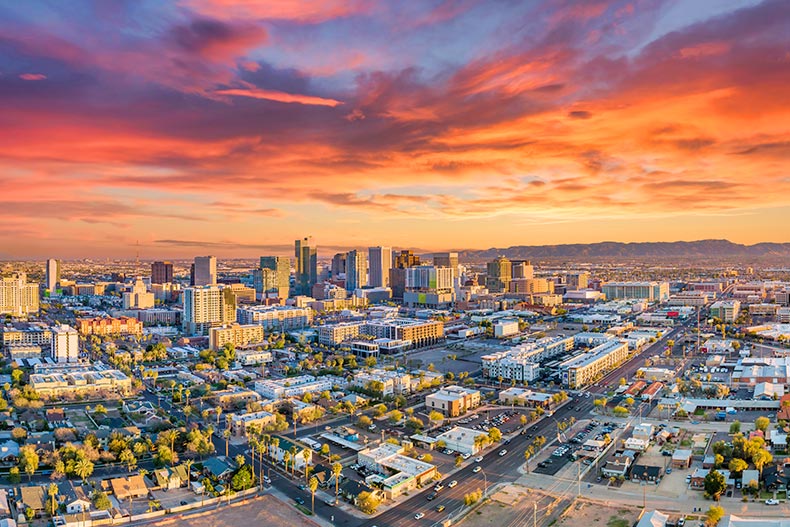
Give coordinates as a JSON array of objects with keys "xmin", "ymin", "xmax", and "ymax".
[
  {"xmin": 404, "ymin": 265, "xmax": 455, "ymax": 308},
  {"xmin": 486, "ymin": 256, "xmax": 512, "ymax": 293},
  {"xmin": 331, "ymin": 253, "xmax": 346, "ymax": 278},
  {"xmin": 194, "ymin": 256, "xmax": 217, "ymax": 286},
  {"xmin": 294, "ymin": 237, "xmax": 317, "ymax": 295},
  {"xmin": 346, "ymin": 249, "xmax": 368, "ymax": 291},
  {"xmin": 433, "ymin": 252, "xmax": 459, "ymax": 270},
  {"xmin": 368, "ymin": 246, "xmax": 392, "ymax": 288},
  {"xmin": 255, "ymin": 256, "xmax": 290, "ymax": 299},
  {"xmin": 389, "ymin": 250, "xmax": 422, "ymax": 300},
  {"xmin": 45, "ymin": 258, "xmax": 61, "ymax": 292},
  {"xmin": 511, "ymin": 260, "xmax": 534, "ymax": 279},
  {"xmin": 150, "ymin": 261, "xmax": 173, "ymax": 284},
  {"xmin": 123, "ymin": 278, "xmax": 155, "ymax": 309}
]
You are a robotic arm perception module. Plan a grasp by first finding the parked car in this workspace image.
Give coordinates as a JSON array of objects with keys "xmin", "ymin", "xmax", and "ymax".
[
  {"xmin": 294, "ymin": 497, "xmax": 305, "ymax": 505},
  {"xmin": 766, "ymin": 499, "xmax": 780, "ymax": 506},
  {"xmin": 475, "ymin": 456, "xmax": 484, "ymax": 463}
]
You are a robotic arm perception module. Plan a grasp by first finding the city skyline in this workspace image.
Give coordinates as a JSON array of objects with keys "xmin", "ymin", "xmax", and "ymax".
[{"xmin": 2, "ymin": 0, "xmax": 789, "ymax": 258}]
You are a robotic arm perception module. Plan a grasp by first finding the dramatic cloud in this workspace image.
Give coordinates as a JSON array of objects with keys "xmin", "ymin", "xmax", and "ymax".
[{"xmin": 0, "ymin": 0, "xmax": 789, "ymax": 257}]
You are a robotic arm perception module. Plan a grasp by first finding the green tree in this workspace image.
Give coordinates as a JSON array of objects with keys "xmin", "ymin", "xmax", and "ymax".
[
  {"xmin": 388, "ymin": 410, "xmax": 403, "ymax": 425},
  {"xmin": 455, "ymin": 455, "xmax": 463, "ymax": 467},
  {"xmin": 613, "ymin": 406, "xmax": 629, "ymax": 417},
  {"xmin": 704, "ymin": 469, "xmax": 727, "ymax": 501},
  {"xmin": 332, "ymin": 462, "xmax": 343, "ymax": 504},
  {"xmin": 74, "ymin": 458, "xmax": 94, "ymax": 483},
  {"xmin": 8, "ymin": 467, "xmax": 20, "ymax": 484},
  {"xmin": 47, "ymin": 483, "xmax": 58, "ymax": 516},
  {"xmin": 755, "ymin": 416, "xmax": 770, "ymax": 433},
  {"xmin": 728, "ymin": 458, "xmax": 748, "ymax": 475},
  {"xmin": 119, "ymin": 448, "xmax": 137, "ymax": 472},
  {"xmin": 705, "ymin": 505, "xmax": 725, "ymax": 527},
  {"xmin": 753, "ymin": 449, "xmax": 773, "ymax": 477},
  {"xmin": 18, "ymin": 445, "xmax": 39, "ymax": 481},
  {"xmin": 488, "ymin": 427, "xmax": 502, "ymax": 442},
  {"xmin": 428, "ymin": 410, "xmax": 444, "ymax": 425},
  {"xmin": 357, "ymin": 491, "xmax": 381, "ymax": 514},
  {"xmin": 357, "ymin": 415, "xmax": 373, "ymax": 428},
  {"xmin": 729, "ymin": 421, "xmax": 741, "ymax": 434},
  {"xmin": 92, "ymin": 491, "xmax": 112, "ymax": 510}
]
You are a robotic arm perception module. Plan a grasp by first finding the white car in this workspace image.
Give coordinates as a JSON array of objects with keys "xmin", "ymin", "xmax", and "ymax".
[
  {"xmin": 415, "ymin": 512, "xmax": 425, "ymax": 519},
  {"xmin": 475, "ymin": 456, "xmax": 483, "ymax": 463},
  {"xmin": 766, "ymin": 499, "xmax": 780, "ymax": 506},
  {"xmin": 461, "ymin": 453, "xmax": 471, "ymax": 460},
  {"xmin": 448, "ymin": 480, "xmax": 458, "ymax": 488},
  {"xmin": 499, "ymin": 449, "xmax": 507, "ymax": 456},
  {"xmin": 473, "ymin": 466, "xmax": 482, "ymax": 473}
]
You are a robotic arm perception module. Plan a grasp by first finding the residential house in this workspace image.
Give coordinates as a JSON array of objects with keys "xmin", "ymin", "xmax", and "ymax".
[
  {"xmin": 741, "ymin": 470, "xmax": 760, "ymax": 489},
  {"xmin": 631, "ymin": 464, "xmax": 662, "ymax": 482},
  {"xmin": 56, "ymin": 482, "xmax": 91, "ymax": 514},
  {"xmin": 154, "ymin": 467, "xmax": 183, "ymax": 490},
  {"xmin": 109, "ymin": 474, "xmax": 149, "ymax": 501},
  {"xmin": 202, "ymin": 456, "xmax": 237, "ymax": 480},
  {"xmin": 46, "ymin": 408, "xmax": 67, "ymax": 425},
  {"xmin": 671, "ymin": 449, "xmax": 693, "ymax": 469},
  {"xmin": 0, "ymin": 489, "xmax": 10, "ymax": 518},
  {"xmin": 702, "ymin": 456, "xmax": 716, "ymax": 469},
  {"xmin": 0, "ymin": 440, "xmax": 19, "ymax": 461},
  {"xmin": 18, "ymin": 485, "xmax": 46, "ymax": 513},
  {"xmin": 340, "ymin": 480, "xmax": 378, "ymax": 506},
  {"xmin": 602, "ymin": 455, "xmax": 633, "ymax": 478},
  {"xmin": 690, "ymin": 469, "xmax": 733, "ymax": 490},
  {"xmin": 636, "ymin": 510, "xmax": 669, "ymax": 527},
  {"xmin": 268, "ymin": 437, "xmax": 311, "ymax": 473}
]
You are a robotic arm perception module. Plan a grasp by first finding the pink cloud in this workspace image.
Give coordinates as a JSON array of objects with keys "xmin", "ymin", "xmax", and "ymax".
[
  {"xmin": 215, "ymin": 87, "xmax": 343, "ymax": 106},
  {"xmin": 19, "ymin": 73, "xmax": 47, "ymax": 81}
]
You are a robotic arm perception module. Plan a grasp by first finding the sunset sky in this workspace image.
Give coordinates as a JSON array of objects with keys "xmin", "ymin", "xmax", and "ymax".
[{"xmin": 1, "ymin": 0, "xmax": 789, "ymax": 259}]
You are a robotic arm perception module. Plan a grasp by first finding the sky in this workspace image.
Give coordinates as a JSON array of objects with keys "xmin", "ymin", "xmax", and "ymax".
[{"xmin": 1, "ymin": 0, "xmax": 789, "ymax": 259}]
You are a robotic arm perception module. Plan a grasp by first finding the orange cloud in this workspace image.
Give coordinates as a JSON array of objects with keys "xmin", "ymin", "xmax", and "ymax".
[{"xmin": 215, "ymin": 87, "xmax": 343, "ymax": 106}]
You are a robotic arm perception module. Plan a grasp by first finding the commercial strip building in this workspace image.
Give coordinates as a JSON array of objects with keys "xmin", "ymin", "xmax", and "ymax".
[
  {"xmin": 357, "ymin": 443, "xmax": 437, "ymax": 500},
  {"xmin": 208, "ymin": 323, "xmax": 265, "ymax": 351},
  {"xmin": 435, "ymin": 426, "xmax": 489, "ymax": 455},
  {"xmin": 601, "ymin": 281, "xmax": 670, "ymax": 302},
  {"xmin": 76, "ymin": 316, "xmax": 143, "ymax": 336},
  {"xmin": 236, "ymin": 305, "xmax": 313, "ymax": 331},
  {"xmin": 351, "ymin": 369, "xmax": 411, "ymax": 396},
  {"xmin": 425, "ymin": 386, "xmax": 481, "ymax": 417},
  {"xmin": 559, "ymin": 339, "xmax": 630, "ymax": 389},
  {"xmin": 481, "ymin": 336, "xmax": 574, "ymax": 383},
  {"xmin": 498, "ymin": 387, "xmax": 553, "ymax": 407}
]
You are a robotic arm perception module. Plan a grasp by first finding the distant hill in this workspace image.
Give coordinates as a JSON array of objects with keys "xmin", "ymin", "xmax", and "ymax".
[{"xmin": 458, "ymin": 239, "xmax": 790, "ymax": 261}]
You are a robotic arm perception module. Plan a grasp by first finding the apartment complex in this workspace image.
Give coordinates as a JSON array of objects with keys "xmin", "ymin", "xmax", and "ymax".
[
  {"xmin": 559, "ymin": 340, "xmax": 630, "ymax": 389},
  {"xmin": 318, "ymin": 322, "xmax": 364, "ymax": 346},
  {"xmin": 362, "ymin": 318, "xmax": 444, "ymax": 348},
  {"xmin": 236, "ymin": 305, "xmax": 313, "ymax": 330},
  {"xmin": 351, "ymin": 369, "xmax": 411, "ymax": 396},
  {"xmin": 0, "ymin": 273, "xmax": 39, "ymax": 317},
  {"xmin": 481, "ymin": 336, "xmax": 575, "ymax": 383},
  {"xmin": 254, "ymin": 374, "xmax": 345, "ymax": 399},
  {"xmin": 1, "ymin": 324, "xmax": 53, "ymax": 350},
  {"xmin": 425, "ymin": 385, "xmax": 481, "ymax": 417},
  {"xmin": 76, "ymin": 316, "xmax": 143, "ymax": 336},
  {"xmin": 208, "ymin": 323, "xmax": 265, "ymax": 351},
  {"xmin": 52, "ymin": 325, "xmax": 79, "ymax": 363},
  {"xmin": 182, "ymin": 286, "xmax": 237, "ymax": 335},
  {"xmin": 230, "ymin": 410, "xmax": 276, "ymax": 437},
  {"xmin": 30, "ymin": 368, "xmax": 132, "ymax": 397},
  {"xmin": 602, "ymin": 281, "xmax": 670, "ymax": 302}
]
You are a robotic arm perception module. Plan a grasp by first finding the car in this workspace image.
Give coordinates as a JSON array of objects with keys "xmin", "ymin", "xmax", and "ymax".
[
  {"xmin": 294, "ymin": 497, "xmax": 305, "ymax": 505},
  {"xmin": 766, "ymin": 499, "xmax": 780, "ymax": 506},
  {"xmin": 448, "ymin": 480, "xmax": 458, "ymax": 488},
  {"xmin": 263, "ymin": 476, "xmax": 272, "ymax": 485},
  {"xmin": 434, "ymin": 484, "xmax": 444, "ymax": 491},
  {"xmin": 417, "ymin": 454, "xmax": 426, "ymax": 460},
  {"xmin": 180, "ymin": 501, "xmax": 188, "ymax": 506},
  {"xmin": 735, "ymin": 481, "xmax": 742, "ymax": 489},
  {"xmin": 427, "ymin": 493, "xmax": 437, "ymax": 501},
  {"xmin": 368, "ymin": 424, "xmax": 376, "ymax": 431},
  {"xmin": 504, "ymin": 439, "xmax": 511, "ymax": 445},
  {"xmin": 415, "ymin": 512, "xmax": 425, "ymax": 519},
  {"xmin": 324, "ymin": 499, "xmax": 336, "ymax": 506},
  {"xmin": 685, "ymin": 475, "xmax": 692, "ymax": 483},
  {"xmin": 475, "ymin": 456, "xmax": 484, "ymax": 463},
  {"xmin": 473, "ymin": 466, "xmax": 482, "ymax": 473},
  {"xmin": 666, "ymin": 468, "xmax": 672, "ymax": 474},
  {"xmin": 677, "ymin": 518, "xmax": 685, "ymax": 527},
  {"xmin": 436, "ymin": 505, "xmax": 446, "ymax": 512},
  {"xmin": 462, "ymin": 453, "xmax": 471, "ymax": 460},
  {"xmin": 499, "ymin": 449, "xmax": 507, "ymax": 456}
]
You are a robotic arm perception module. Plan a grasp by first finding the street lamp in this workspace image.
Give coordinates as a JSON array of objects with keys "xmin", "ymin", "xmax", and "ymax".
[{"xmin": 479, "ymin": 468, "xmax": 488, "ymax": 498}]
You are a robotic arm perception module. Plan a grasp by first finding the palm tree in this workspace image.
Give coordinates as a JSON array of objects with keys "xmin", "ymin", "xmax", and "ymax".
[
  {"xmin": 223, "ymin": 429, "xmax": 231, "ymax": 457},
  {"xmin": 309, "ymin": 476, "xmax": 319, "ymax": 514},
  {"xmin": 303, "ymin": 448, "xmax": 313, "ymax": 483},
  {"xmin": 332, "ymin": 462, "xmax": 343, "ymax": 504},
  {"xmin": 290, "ymin": 446, "xmax": 298, "ymax": 476},
  {"xmin": 74, "ymin": 458, "xmax": 93, "ymax": 484},
  {"xmin": 215, "ymin": 406, "xmax": 223, "ymax": 426},
  {"xmin": 47, "ymin": 483, "xmax": 58, "ymax": 517},
  {"xmin": 183, "ymin": 459, "xmax": 194, "ymax": 490},
  {"xmin": 283, "ymin": 452, "xmax": 291, "ymax": 474}
]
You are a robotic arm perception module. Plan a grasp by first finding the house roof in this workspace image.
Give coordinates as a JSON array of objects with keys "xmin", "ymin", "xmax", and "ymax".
[
  {"xmin": 631, "ymin": 464, "xmax": 662, "ymax": 477},
  {"xmin": 636, "ymin": 510, "xmax": 669, "ymax": 527},
  {"xmin": 19, "ymin": 485, "xmax": 46, "ymax": 510},
  {"xmin": 203, "ymin": 456, "xmax": 236, "ymax": 478},
  {"xmin": 110, "ymin": 475, "xmax": 148, "ymax": 500}
]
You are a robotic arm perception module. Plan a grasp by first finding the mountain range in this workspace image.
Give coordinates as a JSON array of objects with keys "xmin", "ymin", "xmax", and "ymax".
[{"xmin": 457, "ymin": 239, "xmax": 790, "ymax": 261}]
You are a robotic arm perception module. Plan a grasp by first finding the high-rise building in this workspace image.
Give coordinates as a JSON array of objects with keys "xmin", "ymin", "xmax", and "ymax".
[
  {"xmin": 151, "ymin": 261, "xmax": 174, "ymax": 284},
  {"xmin": 368, "ymin": 246, "xmax": 392, "ymax": 288},
  {"xmin": 0, "ymin": 273, "xmax": 40, "ymax": 317},
  {"xmin": 183, "ymin": 286, "xmax": 237, "ymax": 335},
  {"xmin": 433, "ymin": 252, "xmax": 459, "ymax": 270},
  {"xmin": 567, "ymin": 272, "xmax": 590, "ymax": 290},
  {"xmin": 51, "ymin": 324, "xmax": 79, "ymax": 363},
  {"xmin": 193, "ymin": 256, "xmax": 217, "ymax": 286},
  {"xmin": 346, "ymin": 249, "xmax": 368, "ymax": 291},
  {"xmin": 123, "ymin": 278, "xmax": 155, "ymax": 309},
  {"xmin": 403, "ymin": 265, "xmax": 455, "ymax": 308},
  {"xmin": 389, "ymin": 250, "xmax": 422, "ymax": 300},
  {"xmin": 331, "ymin": 253, "xmax": 346, "ymax": 278},
  {"xmin": 511, "ymin": 260, "xmax": 534, "ymax": 279},
  {"xmin": 45, "ymin": 259, "xmax": 61, "ymax": 293},
  {"xmin": 486, "ymin": 256, "xmax": 512, "ymax": 293},
  {"xmin": 294, "ymin": 237, "xmax": 317, "ymax": 295},
  {"xmin": 254, "ymin": 256, "xmax": 290, "ymax": 299},
  {"xmin": 394, "ymin": 250, "xmax": 421, "ymax": 268}
]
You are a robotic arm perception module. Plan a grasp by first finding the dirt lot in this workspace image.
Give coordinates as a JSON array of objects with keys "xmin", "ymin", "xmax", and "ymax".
[
  {"xmin": 552, "ymin": 499, "xmax": 641, "ymax": 527},
  {"xmin": 148, "ymin": 495, "xmax": 320, "ymax": 527}
]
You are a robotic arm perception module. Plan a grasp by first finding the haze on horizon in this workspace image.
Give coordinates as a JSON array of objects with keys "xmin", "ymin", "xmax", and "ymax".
[{"xmin": 1, "ymin": 0, "xmax": 789, "ymax": 259}]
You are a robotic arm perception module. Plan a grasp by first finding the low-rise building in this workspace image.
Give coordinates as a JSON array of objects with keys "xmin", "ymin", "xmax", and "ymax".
[
  {"xmin": 229, "ymin": 411, "xmax": 276, "ymax": 437},
  {"xmin": 254, "ymin": 375, "xmax": 346, "ymax": 399},
  {"xmin": 493, "ymin": 319, "xmax": 519, "ymax": 338},
  {"xmin": 208, "ymin": 323, "xmax": 265, "ymax": 351},
  {"xmin": 318, "ymin": 322, "xmax": 364, "ymax": 346},
  {"xmin": 30, "ymin": 368, "xmax": 131, "ymax": 398},
  {"xmin": 425, "ymin": 386, "xmax": 480, "ymax": 417},
  {"xmin": 498, "ymin": 387, "xmax": 552, "ymax": 408},
  {"xmin": 235, "ymin": 348, "xmax": 272, "ymax": 366},
  {"xmin": 710, "ymin": 300, "xmax": 741, "ymax": 322},
  {"xmin": 351, "ymin": 369, "xmax": 411, "ymax": 396},
  {"xmin": 76, "ymin": 317, "xmax": 143, "ymax": 336},
  {"xmin": 435, "ymin": 426, "xmax": 488, "ymax": 455},
  {"xmin": 559, "ymin": 340, "xmax": 630, "ymax": 389},
  {"xmin": 357, "ymin": 442, "xmax": 437, "ymax": 499}
]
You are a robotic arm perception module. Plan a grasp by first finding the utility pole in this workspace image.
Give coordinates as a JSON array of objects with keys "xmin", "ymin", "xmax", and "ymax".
[
  {"xmin": 577, "ymin": 461, "xmax": 581, "ymax": 497},
  {"xmin": 534, "ymin": 502, "xmax": 537, "ymax": 527}
]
